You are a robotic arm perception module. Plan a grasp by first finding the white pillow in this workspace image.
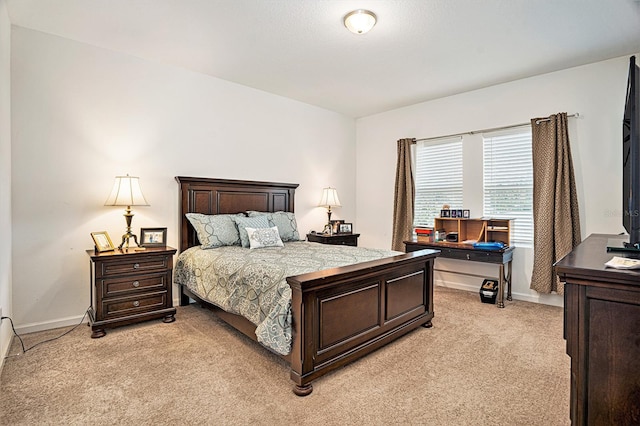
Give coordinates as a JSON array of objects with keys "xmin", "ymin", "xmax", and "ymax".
[
  {"xmin": 246, "ymin": 226, "xmax": 284, "ymax": 249},
  {"xmin": 233, "ymin": 215, "xmax": 270, "ymax": 248}
]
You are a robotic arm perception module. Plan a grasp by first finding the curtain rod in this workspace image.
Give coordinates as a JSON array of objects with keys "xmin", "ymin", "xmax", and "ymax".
[{"xmin": 414, "ymin": 113, "xmax": 580, "ymax": 143}]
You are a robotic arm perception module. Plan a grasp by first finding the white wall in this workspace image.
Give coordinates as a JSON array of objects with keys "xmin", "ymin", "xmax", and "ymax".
[
  {"xmin": 0, "ymin": 0, "xmax": 12, "ymax": 364},
  {"xmin": 11, "ymin": 27, "xmax": 356, "ymax": 332},
  {"xmin": 356, "ymin": 55, "xmax": 635, "ymax": 305}
]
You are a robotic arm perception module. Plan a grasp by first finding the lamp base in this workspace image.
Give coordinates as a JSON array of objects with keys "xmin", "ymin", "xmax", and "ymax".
[
  {"xmin": 118, "ymin": 232, "xmax": 140, "ymax": 250},
  {"xmin": 118, "ymin": 207, "xmax": 140, "ymax": 250}
]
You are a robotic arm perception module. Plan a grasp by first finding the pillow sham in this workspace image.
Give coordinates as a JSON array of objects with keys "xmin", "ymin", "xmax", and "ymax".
[
  {"xmin": 233, "ymin": 215, "xmax": 270, "ymax": 248},
  {"xmin": 246, "ymin": 211, "xmax": 301, "ymax": 242},
  {"xmin": 185, "ymin": 213, "xmax": 241, "ymax": 249},
  {"xmin": 246, "ymin": 226, "xmax": 284, "ymax": 249}
]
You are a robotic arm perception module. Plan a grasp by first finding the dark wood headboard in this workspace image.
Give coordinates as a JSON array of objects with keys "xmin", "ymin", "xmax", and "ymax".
[{"xmin": 175, "ymin": 176, "xmax": 299, "ymax": 252}]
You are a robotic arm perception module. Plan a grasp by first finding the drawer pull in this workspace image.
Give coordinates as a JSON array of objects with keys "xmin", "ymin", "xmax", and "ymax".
[
  {"xmin": 133, "ymin": 301, "xmax": 140, "ymax": 307},
  {"xmin": 133, "ymin": 263, "xmax": 140, "ymax": 269},
  {"xmin": 132, "ymin": 281, "xmax": 140, "ymax": 288},
  {"xmin": 467, "ymin": 254, "xmax": 470, "ymax": 260}
]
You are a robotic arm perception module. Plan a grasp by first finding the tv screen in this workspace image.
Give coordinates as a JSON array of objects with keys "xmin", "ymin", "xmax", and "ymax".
[{"xmin": 623, "ymin": 55, "xmax": 640, "ymax": 248}]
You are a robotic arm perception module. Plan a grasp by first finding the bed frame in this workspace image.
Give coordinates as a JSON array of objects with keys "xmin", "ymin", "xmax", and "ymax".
[{"xmin": 176, "ymin": 176, "xmax": 439, "ymax": 396}]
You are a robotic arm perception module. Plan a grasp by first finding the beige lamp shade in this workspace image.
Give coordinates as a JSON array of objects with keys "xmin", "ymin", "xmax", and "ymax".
[
  {"xmin": 318, "ymin": 187, "xmax": 341, "ymax": 208},
  {"xmin": 104, "ymin": 174, "xmax": 149, "ymax": 207}
]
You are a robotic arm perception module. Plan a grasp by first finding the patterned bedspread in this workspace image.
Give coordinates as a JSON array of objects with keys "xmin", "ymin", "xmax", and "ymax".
[{"xmin": 174, "ymin": 241, "xmax": 399, "ymax": 355}]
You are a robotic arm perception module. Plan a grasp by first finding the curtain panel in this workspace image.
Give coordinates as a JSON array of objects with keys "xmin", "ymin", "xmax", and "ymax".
[
  {"xmin": 530, "ymin": 113, "xmax": 581, "ymax": 294},
  {"xmin": 391, "ymin": 138, "xmax": 416, "ymax": 252}
]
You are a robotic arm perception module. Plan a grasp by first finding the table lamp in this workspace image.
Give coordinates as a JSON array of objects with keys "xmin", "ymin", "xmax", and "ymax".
[
  {"xmin": 104, "ymin": 174, "xmax": 149, "ymax": 250},
  {"xmin": 318, "ymin": 187, "xmax": 341, "ymax": 232}
]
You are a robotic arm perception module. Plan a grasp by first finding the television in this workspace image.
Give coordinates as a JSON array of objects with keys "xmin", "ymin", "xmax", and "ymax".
[{"xmin": 614, "ymin": 55, "xmax": 640, "ymax": 251}]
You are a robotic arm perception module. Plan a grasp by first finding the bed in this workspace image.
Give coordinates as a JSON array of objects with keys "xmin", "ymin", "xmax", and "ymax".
[{"xmin": 175, "ymin": 176, "xmax": 439, "ymax": 396}]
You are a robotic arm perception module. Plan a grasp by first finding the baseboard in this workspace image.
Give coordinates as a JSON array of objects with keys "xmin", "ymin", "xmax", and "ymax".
[
  {"xmin": 0, "ymin": 326, "xmax": 10, "ymax": 374},
  {"xmin": 14, "ymin": 312, "xmax": 89, "ymax": 335},
  {"xmin": 435, "ymin": 280, "xmax": 564, "ymax": 307}
]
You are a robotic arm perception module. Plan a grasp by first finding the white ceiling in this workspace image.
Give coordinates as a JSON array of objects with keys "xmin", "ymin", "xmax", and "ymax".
[{"xmin": 6, "ymin": 0, "xmax": 640, "ymax": 118}]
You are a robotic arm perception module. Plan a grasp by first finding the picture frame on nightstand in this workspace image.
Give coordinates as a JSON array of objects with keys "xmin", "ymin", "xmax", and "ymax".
[
  {"xmin": 330, "ymin": 220, "xmax": 344, "ymax": 234},
  {"xmin": 91, "ymin": 231, "xmax": 115, "ymax": 253},
  {"xmin": 140, "ymin": 227, "xmax": 167, "ymax": 247},
  {"xmin": 338, "ymin": 223, "xmax": 353, "ymax": 234}
]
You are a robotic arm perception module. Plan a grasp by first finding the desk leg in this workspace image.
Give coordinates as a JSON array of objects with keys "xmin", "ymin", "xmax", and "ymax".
[
  {"xmin": 497, "ymin": 264, "xmax": 505, "ymax": 308},
  {"xmin": 506, "ymin": 260, "xmax": 513, "ymax": 301}
]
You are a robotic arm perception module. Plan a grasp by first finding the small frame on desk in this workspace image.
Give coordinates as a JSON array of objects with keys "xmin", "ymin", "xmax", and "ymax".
[
  {"xmin": 440, "ymin": 209, "xmax": 450, "ymax": 218},
  {"xmin": 338, "ymin": 223, "xmax": 353, "ymax": 234},
  {"xmin": 140, "ymin": 227, "xmax": 167, "ymax": 247},
  {"xmin": 463, "ymin": 209, "xmax": 470, "ymax": 218},
  {"xmin": 91, "ymin": 231, "xmax": 115, "ymax": 253}
]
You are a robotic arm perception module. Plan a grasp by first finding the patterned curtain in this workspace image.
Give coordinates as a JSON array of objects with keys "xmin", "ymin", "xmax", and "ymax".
[
  {"xmin": 530, "ymin": 113, "xmax": 581, "ymax": 294},
  {"xmin": 391, "ymin": 138, "xmax": 416, "ymax": 252}
]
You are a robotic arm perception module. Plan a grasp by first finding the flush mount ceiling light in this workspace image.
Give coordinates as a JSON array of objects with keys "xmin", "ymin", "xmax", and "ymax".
[{"xmin": 343, "ymin": 9, "xmax": 377, "ymax": 34}]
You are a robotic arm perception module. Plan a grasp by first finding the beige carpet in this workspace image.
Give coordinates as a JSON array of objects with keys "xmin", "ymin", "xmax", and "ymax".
[{"xmin": 0, "ymin": 287, "xmax": 570, "ymax": 425}]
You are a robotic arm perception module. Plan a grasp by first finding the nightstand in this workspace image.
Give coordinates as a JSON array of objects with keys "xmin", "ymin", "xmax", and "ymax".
[
  {"xmin": 87, "ymin": 246, "xmax": 177, "ymax": 338},
  {"xmin": 306, "ymin": 233, "xmax": 360, "ymax": 247}
]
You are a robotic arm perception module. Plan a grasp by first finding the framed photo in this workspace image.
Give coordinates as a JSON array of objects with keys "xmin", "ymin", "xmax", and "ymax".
[
  {"xmin": 91, "ymin": 231, "xmax": 115, "ymax": 253},
  {"xmin": 440, "ymin": 209, "xmax": 450, "ymax": 218},
  {"xmin": 140, "ymin": 227, "xmax": 167, "ymax": 247},
  {"xmin": 338, "ymin": 223, "xmax": 353, "ymax": 234},
  {"xmin": 450, "ymin": 209, "xmax": 458, "ymax": 218},
  {"xmin": 330, "ymin": 220, "xmax": 344, "ymax": 234},
  {"xmin": 463, "ymin": 209, "xmax": 470, "ymax": 219},
  {"xmin": 456, "ymin": 209, "xmax": 463, "ymax": 218}
]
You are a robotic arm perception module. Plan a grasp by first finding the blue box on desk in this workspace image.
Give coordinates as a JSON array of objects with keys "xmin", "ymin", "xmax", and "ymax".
[{"xmin": 479, "ymin": 279, "xmax": 499, "ymax": 304}]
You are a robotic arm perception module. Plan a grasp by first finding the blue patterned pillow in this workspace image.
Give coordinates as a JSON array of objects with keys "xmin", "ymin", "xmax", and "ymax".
[
  {"xmin": 185, "ymin": 213, "xmax": 241, "ymax": 249},
  {"xmin": 247, "ymin": 211, "xmax": 301, "ymax": 242},
  {"xmin": 233, "ymin": 215, "xmax": 270, "ymax": 248},
  {"xmin": 246, "ymin": 226, "xmax": 284, "ymax": 249}
]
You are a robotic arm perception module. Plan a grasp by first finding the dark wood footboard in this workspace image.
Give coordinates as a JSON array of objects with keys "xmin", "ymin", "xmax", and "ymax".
[
  {"xmin": 287, "ymin": 249, "xmax": 438, "ymax": 396},
  {"xmin": 179, "ymin": 248, "xmax": 438, "ymax": 396}
]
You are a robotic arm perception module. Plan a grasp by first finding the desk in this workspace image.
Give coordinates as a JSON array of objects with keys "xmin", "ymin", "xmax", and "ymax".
[
  {"xmin": 555, "ymin": 234, "xmax": 640, "ymax": 424},
  {"xmin": 405, "ymin": 240, "xmax": 514, "ymax": 308}
]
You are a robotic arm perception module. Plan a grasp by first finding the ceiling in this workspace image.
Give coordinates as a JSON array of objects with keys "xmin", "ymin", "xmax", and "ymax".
[{"xmin": 6, "ymin": 0, "xmax": 640, "ymax": 118}]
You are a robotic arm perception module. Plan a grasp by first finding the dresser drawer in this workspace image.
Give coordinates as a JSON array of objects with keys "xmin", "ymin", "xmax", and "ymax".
[
  {"xmin": 97, "ymin": 255, "xmax": 171, "ymax": 277},
  {"xmin": 100, "ymin": 291, "xmax": 168, "ymax": 319},
  {"xmin": 100, "ymin": 272, "xmax": 169, "ymax": 299}
]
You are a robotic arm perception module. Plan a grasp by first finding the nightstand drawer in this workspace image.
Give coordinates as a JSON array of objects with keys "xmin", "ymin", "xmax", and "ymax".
[
  {"xmin": 98, "ymin": 255, "xmax": 171, "ymax": 277},
  {"xmin": 101, "ymin": 291, "xmax": 168, "ymax": 319},
  {"xmin": 100, "ymin": 272, "xmax": 169, "ymax": 298}
]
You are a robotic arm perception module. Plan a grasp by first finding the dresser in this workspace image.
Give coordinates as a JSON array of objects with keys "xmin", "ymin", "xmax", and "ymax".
[
  {"xmin": 87, "ymin": 246, "xmax": 177, "ymax": 338},
  {"xmin": 306, "ymin": 233, "xmax": 360, "ymax": 247},
  {"xmin": 555, "ymin": 234, "xmax": 640, "ymax": 425}
]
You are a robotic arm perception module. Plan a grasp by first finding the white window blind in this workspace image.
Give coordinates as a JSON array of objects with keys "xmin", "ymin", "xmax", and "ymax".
[
  {"xmin": 414, "ymin": 137, "xmax": 463, "ymax": 228},
  {"xmin": 482, "ymin": 129, "xmax": 534, "ymax": 247}
]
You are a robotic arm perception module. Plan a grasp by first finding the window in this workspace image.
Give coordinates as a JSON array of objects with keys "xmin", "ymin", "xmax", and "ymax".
[
  {"xmin": 483, "ymin": 129, "xmax": 533, "ymax": 247},
  {"xmin": 414, "ymin": 137, "xmax": 463, "ymax": 228}
]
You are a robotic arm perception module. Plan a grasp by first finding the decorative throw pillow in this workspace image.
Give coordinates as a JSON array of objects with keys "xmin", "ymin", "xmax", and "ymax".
[
  {"xmin": 246, "ymin": 226, "xmax": 284, "ymax": 249},
  {"xmin": 233, "ymin": 215, "xmax": 270, "ymax": 248},
  {"xmin": 185, "ymin": 213, "xmax": 241, "ymax": 249},
  {"xmin": 247, "ymin": 211, "xmax": 301, "ymax": 242}
]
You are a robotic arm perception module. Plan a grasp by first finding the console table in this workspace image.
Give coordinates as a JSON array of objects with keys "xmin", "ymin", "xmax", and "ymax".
[
  {"xmin": 405, "ymin": 240, "xmax": 514, "ymax": 308},
  {"xmin": 555, "ymin": 233, "xmax": 640, "ymax": 425}
]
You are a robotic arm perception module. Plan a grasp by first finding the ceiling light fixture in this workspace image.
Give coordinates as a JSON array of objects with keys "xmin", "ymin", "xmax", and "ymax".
[{"xmin": 343, "ymin": 9, "xmax": 377, "ymax": 34}]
